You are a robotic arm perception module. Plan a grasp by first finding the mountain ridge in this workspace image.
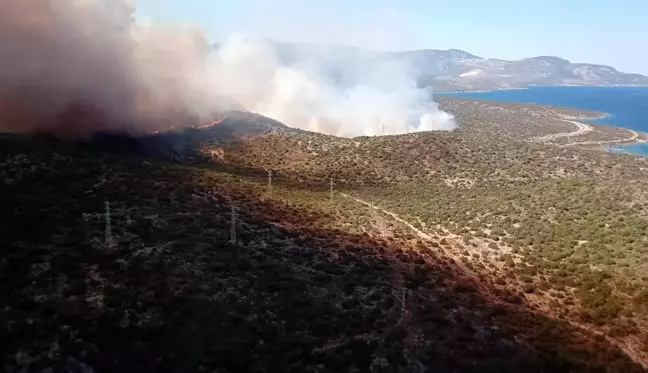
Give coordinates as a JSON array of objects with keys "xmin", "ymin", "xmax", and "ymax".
[{"xmin": 212, "ymin": 40, "xmax": 648, "ymax": 91}]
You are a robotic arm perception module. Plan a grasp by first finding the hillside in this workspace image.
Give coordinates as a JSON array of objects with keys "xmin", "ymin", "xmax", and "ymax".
[
  {"xmin": 3, "ymin": 100, "xmax": 648, "ymax": 372},
  {"xmin": 215, "ymin": 40, "xmax": 648, "ymax": 91},
  {"xmin": 204, "ymin": 99, "xmax": 648, "ymax": 368}
]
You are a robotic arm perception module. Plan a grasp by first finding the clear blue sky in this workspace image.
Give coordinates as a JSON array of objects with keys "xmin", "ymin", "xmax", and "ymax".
[{"xmin": 136, "ymin": 0, "xmax": 648, "ymax": 75}]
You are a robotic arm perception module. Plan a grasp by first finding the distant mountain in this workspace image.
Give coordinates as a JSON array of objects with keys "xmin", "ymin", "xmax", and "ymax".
[
  {"xmin": 213, "ymin": 40, "xmax": 648, "ymax": 91},
  {"xmin": 428, "ymin": 54, "xmax": 648, "ymax": 91}
]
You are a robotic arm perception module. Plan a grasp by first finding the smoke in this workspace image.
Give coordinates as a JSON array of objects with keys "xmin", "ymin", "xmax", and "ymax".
[
  {"xmin": 211, "ymin": 36, "xmax": 456, "ymax": 136},
  {"xmin": 0, "ymin": 0, "xmax": 223, "ymax": 136},
  {"xmin": 0, "ymin": 0, "xmax": 455, "ymax": 138}
]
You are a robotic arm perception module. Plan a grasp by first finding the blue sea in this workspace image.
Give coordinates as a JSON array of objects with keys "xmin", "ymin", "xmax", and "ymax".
[{"xmin": 437, "ymin": 86, "xmax": 648, "ymax": 155}]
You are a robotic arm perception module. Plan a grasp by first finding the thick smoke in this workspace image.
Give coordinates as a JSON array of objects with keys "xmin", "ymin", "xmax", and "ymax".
[
  {"xmin": 210, "ymin": 36, "xmax": 456, "ymax": 136},
  {"xmin": 0, "ymin": 0, "xmax": 222, "ymax": 136},
  {"xmin": 0, "ymin": 0, "xmax": 455, "ymax": 138}
]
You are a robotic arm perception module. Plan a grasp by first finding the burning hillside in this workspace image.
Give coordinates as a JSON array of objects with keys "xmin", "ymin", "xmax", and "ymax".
[{"xmin": 0, "ymin": 0, "xmax": 455, "ymax": 138}]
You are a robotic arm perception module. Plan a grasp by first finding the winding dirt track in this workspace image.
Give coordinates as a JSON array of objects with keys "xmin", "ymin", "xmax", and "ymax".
[
  {"xmin": 560, "ymin": 128, "xmax": 642, "ymax": 147},
  {"xmin": 531, "ymin": 119, "xmax": 643, "ymax": 147},
  {"xmin": 340, "ymin": 193, "xmax": 432, "ymax": 240},
  {"xmin": 531, "ymin": 119, "xmax": 593, "ymax": 142}
]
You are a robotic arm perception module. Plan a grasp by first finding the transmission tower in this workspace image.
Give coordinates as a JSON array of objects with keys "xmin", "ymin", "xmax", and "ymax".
[
  {"xmin": 104, "ymin": 201, "xmax": 114, "ymax": 249},
  {"xmin": 329, "ymin": 177, "xmax": 335, "ymax": 202},
  {"xmin": 229, "ymin": 202, "xmax": 237, "ymax": 244},
  {"xmin": 267, "ymin": 170, "xmax": 272, "ymax": 197}
]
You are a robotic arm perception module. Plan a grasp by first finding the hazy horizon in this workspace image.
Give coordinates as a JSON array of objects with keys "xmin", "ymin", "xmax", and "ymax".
[
  {"xmin": 212, "ymin": 38, "xmax": 640, "ymax": 71},
  {"xmin": 136, "ymin": 0, "xmax": 648, "ymax": 76}
]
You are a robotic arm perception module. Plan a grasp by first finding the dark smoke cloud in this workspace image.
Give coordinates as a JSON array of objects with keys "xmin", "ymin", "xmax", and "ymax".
[
  {"xmin": 0, "ymin": 0, "xmax": 455, "ymax": 138},
  {"xmin": 0, "ymin": 0, "xmax": 222, "ymax": 136}
]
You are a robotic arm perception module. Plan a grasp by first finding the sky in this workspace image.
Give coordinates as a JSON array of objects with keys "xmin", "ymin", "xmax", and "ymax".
[{"xmin": 136, "ymin": 0, "xmax": 648, "ymax": 75}]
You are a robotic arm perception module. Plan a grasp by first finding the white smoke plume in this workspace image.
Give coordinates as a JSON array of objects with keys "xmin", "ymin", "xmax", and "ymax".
[{"xmin": 0, "ymin": 0, "xmax": 455, "ymax": 138}]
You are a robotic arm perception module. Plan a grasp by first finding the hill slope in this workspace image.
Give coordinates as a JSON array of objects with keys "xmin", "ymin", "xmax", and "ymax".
[
  {"xmin": 1, "ymin": 131, "xmax": 646, "ymax": 372},
  {"xmin": 3, "ymin": 102, "xmax": 648, "ymax": 371},
  {"xmin": 202, "ymin": 99, "xmax": 648, "ymax": 369}
]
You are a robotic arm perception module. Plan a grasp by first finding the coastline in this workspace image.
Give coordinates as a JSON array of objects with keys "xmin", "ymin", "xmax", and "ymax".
[
  {"xmin": 568, "ymin": 112, "xmax": 611, "ymax": 121},
  {"xmin": 437, "ymin": 86, "xmax": 648, "ymax": 154},
  {"xmin": 576, "ymin": 113, "xmax": 612, "ymax": 122},
  {"xmin": 438, "ymin": 95, "xmax": 609, "ymax": 121},
  {"xmin": 606, "ymin": 138, "xmax": 648, "ymax": 155},
  {"xmin": 434, "ymin": 87, "xmax": 529, "ymax": 95},
  {"xmin": 437, "ymin": 84, "xmax": 648, "ymax": 94}
]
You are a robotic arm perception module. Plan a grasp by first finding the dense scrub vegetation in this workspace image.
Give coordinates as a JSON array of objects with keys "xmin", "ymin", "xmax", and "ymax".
[
  {"xmin": 3, "ymin": 98, "xmax": 648, "ymax": 371},
  {"xmin": 196, "ymin": 98, "xmax": 648, "ymax": 369},
  {"xmin": 1, "ymin": 133, "xmax": 646, "ymax": 372},
  {"xmin": 350, "ymin": 178, "xmax": 648, "ymax": 335}
]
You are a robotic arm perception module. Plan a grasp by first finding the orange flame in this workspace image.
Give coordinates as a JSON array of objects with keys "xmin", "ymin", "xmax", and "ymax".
[{"xmin": 150, "ymin": 116, "xmax": 226, "ymax": 135}]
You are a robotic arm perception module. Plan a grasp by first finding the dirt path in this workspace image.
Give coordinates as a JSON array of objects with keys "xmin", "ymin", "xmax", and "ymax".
[
  {"xmin": 531, "ymin": 119, "xmax": 593, "ymax": 142},
  {"xmin": 340, "ymin": 192, "xmax": 501, "ymax": 300},
  {"xmin": 531, "ymin": 118, "xmax": 644, "ymax": 147},
  {"xmin": 340, "ymin": 193, "xmax": 466, "ymax": 267},
  {"xmin": 560, "ymin": 128, "xmax": 643, "ymax": 147},
  {"xmin": 340, "ymin": 193, "xmax": 432, "ymax": 240}
]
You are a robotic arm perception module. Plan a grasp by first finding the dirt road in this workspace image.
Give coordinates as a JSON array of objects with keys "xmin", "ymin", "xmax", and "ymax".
[{"xmin": 531, "ymin": 119, "xmax": 593, "ymax": 142}]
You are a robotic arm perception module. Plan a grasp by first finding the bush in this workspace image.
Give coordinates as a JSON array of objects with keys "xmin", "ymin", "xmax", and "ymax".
[{"xmin": 523, "ymin": 284, "xmax": 535, "ymax": 294}]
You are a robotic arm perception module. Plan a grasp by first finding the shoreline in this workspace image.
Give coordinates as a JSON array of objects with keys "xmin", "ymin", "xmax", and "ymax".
[
  {"xmin": 439, "ymin": 95, "xmax": 609, "ymax": 122},
  {"xmin": 578, "ymin": 112, "xmax": 611, "ymax": 120},
  {"xmin": 606, "ymin": 139, "xmax": 648, "ymax": 155},
  {"xmin": 568, "ymin": 113, "xmax": 612, "ymax": 121},
  {"xmin": 434, "ymin": 87, "xmax": 529, "ymax": 94},
  {"xmin": 435, "ymin": 84, "xmax": 648, "ymax": 95},
  {"xmin": 437, "ymin": 88, "xmax": 648, "ymax": 153}
]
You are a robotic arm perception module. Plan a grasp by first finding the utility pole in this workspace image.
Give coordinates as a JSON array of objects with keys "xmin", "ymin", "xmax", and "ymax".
[
  {"xmin": 392, "ymin": 288, "xmax": 407, "ymax": 312},
  {"xmin": 229, "ymin": 202, "xmax": 237, "ymax": 244},
  {"xmin": 104, "ymin": 201, "xmax": 114, "ymax": 249}
]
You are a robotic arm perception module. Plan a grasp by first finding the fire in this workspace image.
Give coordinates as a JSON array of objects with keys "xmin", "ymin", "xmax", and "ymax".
[
  {"xmin": 198, "ymin": 116, "xmax": 226, "ymax": 128},
  {"xmin": 150, "ymin": 115, "xmax": 226, "ymax": 135}
]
